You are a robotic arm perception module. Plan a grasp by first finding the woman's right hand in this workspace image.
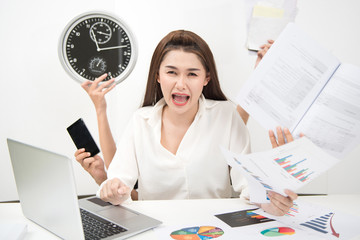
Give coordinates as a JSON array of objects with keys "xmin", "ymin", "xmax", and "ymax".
[
  {"xmin": 81, "ymin": 73, "xmax": 116, "ymax": 115},
  {"xmin": 100, "ymin": 178, "xmax": 131, "ymax": 205},
  {"xmin": 75, "ymin": 148, "xmax": 107, "ymax": 185}
]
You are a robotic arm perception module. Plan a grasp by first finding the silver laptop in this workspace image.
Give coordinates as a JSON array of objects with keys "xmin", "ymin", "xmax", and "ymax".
[{"xmin": 7, "ymin": 138, "xmax": 162, "ymax": 240}]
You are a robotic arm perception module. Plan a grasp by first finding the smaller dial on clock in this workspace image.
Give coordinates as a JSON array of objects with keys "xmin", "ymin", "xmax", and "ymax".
[
  {"xmin": 89, "ymin": 22, "xmax": 112, "ymax": 44},
  {"xmin": 88, "ymin": 56, "xmax": 107, "ymax": 76}
]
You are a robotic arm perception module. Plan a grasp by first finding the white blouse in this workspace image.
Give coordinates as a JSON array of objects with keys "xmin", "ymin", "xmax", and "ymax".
[{"xmin": 101, "ymin": 95, "xmax": 251, "ymax": 200}]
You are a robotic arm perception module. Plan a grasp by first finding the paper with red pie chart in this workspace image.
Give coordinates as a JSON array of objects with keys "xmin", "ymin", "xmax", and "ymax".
[
  {"xmin": 254, "ymin": 200, "xmax": 360, "ymax": 239},
  {"xmin": 170, "ymin": 226, "xmax": 224, "ymax": 240}
]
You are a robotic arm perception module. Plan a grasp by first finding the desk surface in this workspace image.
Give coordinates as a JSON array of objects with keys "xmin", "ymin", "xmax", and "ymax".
[{"xmin": 1, "ymin": 194, "xmax": 360, "ymax": 240}]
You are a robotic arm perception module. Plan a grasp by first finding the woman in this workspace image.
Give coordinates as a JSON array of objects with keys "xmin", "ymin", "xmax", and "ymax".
[
  {"xmin": 76, "ymin": 31, "xmax": 295, "ymax": 215},
  {"xmin": 101, "ymin": 30, "xmax": 249, "ymax": 202},
  {"xmin": 75, "ymin": 36, "xmax": 273, "ymax": 187}
]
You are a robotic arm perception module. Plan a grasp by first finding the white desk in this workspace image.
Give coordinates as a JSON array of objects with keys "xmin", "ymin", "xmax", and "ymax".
[{"xmin": 1, "ymin": 194, "xmax": 360, "ymax": 240}]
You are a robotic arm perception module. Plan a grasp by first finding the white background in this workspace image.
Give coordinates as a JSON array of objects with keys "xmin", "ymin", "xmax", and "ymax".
[{"xmin": 1, "ymin": 0, "xmax": 359, "ymax": 201}]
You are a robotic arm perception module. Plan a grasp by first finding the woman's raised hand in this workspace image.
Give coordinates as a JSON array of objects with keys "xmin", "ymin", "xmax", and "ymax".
[
  {"xmin": 81, "ymin": 73, "xmax": 116, "ymax": 115},
  {"xmin": 255, "ymin": 39, "xmax": 274, "ymax": 68},
  {"xmin": 269, "ymin": 126, "xmax": 305, "ymax": 148}
]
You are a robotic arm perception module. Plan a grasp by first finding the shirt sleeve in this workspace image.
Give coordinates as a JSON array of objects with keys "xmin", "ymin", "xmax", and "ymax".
[{"xmin": 98, "ymin": 114, "xmax": 139, "ymax": 195}]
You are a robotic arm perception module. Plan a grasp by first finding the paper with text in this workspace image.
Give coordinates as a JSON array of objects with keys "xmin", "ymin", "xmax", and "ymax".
[
  {"xmin": 237, "ymin": 23, "xmax": 360, "ymax": 158},
  {"xmin": 293, "ymin": 64, "xmax": 360, "ymax": 158}
]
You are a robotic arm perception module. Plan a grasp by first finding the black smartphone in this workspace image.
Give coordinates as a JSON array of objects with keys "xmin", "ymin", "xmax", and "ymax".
[{"xmin": 67, "ymin": 118, "xmax": 100, "ymax": 157}]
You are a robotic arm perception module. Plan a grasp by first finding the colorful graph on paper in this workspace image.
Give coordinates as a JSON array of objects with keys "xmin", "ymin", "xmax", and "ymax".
[
  {"xmin": 285, "ymin": 202, "xmax": 299, "ymax": 217},
  {"xmin": 170, "ymin": 226, "xmax": 224, "ymax": 240},
  {"xmin": 215, "ymin": 208, "xmax": 274, "ymax": 228},
  {"xmin": 222, "ymin": 138, "xmax": 340, "ymax": 203},
  {"xmin": 261, "ymin": 227, "xmax": 296, "ymax": 237},
  {"xmin": 233, "ymin": 157, "xmax": 274, "ymax": 191},
  {"xmin": 300, "ymin": 212, "xmax": 340, "ymax": 238},
  {"xmin": 274, "ymin": 155, "xmax": 315, "ymax": 182},
  {"xmin": 253, "ymin": 199, "xmax": 360, "ymax": 240}
]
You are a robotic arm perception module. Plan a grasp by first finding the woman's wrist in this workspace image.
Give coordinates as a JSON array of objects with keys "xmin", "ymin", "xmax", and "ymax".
[
  {"xmin": 96, "ymin": 107, "xmax": 107, "ymax": 118},
  {"xmin": 95, "ymin": 172, "xmax": 108, "ymax": 185}
]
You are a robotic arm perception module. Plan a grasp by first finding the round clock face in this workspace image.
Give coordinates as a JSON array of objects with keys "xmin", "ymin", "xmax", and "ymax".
[{"xmin": 59, "ymin": 12, "xmax": 137, "ymax": 84}]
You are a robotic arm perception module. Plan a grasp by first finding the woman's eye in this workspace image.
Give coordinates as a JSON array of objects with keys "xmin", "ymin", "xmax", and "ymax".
[
  {"xmin": 189, "ymin": 72, "xmax": 198, "ymax": 77},
  {"xmin": 167, "ymin": 71, "xmax": 176, "ymax": 75}
]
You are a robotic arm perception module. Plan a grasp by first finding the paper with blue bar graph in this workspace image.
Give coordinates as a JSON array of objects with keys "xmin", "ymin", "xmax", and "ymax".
[
  {"xmin": 222, "ymin": 137, "xmax": 339, "ymax": 203},
  {"xmin": 254, "ymin": 199, "xmax": 360, "ymax": 240}
]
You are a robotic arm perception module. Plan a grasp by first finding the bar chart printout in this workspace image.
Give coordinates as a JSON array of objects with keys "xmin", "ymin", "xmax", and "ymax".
[
  {"xmin": 300, "ymin": 212, "xmax": 337, "ymax": 236},
  {"xmin": 235, "ymin": 157, "xmax": 274, "ymax": 191},
  {"xmin": 300, "ymin": 213, "xmax": 333, "ymax": 233},
  {"xmin": 274, "ymin": 155, "xmax": 315, "ymax": 182},
  {"xmin": 254, "ymin": 199, "xmax": 360, "ymax": 240},
  {"xmin": 285, "ymin": 202, "xmax": 299, "ymax": 217},
  {"xmin": 223, "ymin": 137, "xmax": 340, "ymax": 203}
]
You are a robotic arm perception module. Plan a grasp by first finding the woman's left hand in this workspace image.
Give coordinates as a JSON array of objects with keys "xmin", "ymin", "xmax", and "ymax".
[
  {"xmin": 81, "ymin": 73, "xmax": 116, "ymax": 115},
  {"xmin": 258, "ymin": 189, "xmax": 298, "ymax": 216},
  {"xmin": 269, "ymin": 126, "xmax": 305, "ymax": 148},
  {"xmin": 269, "ymin": 126, "xmax": 293, "ymax": 148}
]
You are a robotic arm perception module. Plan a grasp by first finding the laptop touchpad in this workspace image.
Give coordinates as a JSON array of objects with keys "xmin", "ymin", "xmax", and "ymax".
[{"xmin": 97, "ymin": 207, "xmax": 138, "ymax": 222}]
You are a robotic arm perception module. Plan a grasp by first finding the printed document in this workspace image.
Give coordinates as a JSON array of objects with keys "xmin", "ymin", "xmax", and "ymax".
[
  {"xmin": 237, "ymin": 23, "xmax": 360, "ymax": 158},
  {"xmin": 222, "ymin": 137, "xmax": 339, "ymax": 203}
]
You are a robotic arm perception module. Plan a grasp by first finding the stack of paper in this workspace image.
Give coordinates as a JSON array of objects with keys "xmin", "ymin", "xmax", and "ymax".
[
  {"xmin": 239, "ymin": 22, "xmax": 360, "ymax": 159},
  {"xmin": 246, "ymin": 0, "xmax": 298, "ymax": 51}
]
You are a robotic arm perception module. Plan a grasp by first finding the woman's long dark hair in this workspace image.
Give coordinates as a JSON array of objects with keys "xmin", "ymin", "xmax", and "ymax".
[{"xmin": 142, "ymin": 30, "xmax": 227, "ymax": 107}]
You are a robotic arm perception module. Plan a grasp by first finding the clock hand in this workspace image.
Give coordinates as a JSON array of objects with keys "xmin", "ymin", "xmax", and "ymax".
[
  {"xmin": 97, "ymin": 31, "xmax": 111, "ymax": 36},
  {"xmin": 98, "ymin": 45, "xmax": 128, "ymax": 51},
  {"xmin": 96, "ymin": 59, "xmax": 102, "ymax": 67},
  {"xmin": 91, "ymin": 29, "xmax": 100, "ymax": 52}
]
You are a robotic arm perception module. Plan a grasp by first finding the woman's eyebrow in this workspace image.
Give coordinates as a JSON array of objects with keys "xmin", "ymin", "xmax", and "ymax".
[
  {"xmin": 187, "ymin": 68, "xmax": 201, "ymax": 71},
  {"xmin": 164, "ymin": 65, "xmax": 177, "ymax": 69},
  {"xmin": 164, "ymin": 65, "xmax": 201, "ymax": 71}
]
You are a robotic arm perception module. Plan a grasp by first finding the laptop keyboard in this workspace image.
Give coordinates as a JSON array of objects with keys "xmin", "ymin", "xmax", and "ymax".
[{"xmin": 80, "ymin": 208, "xmax": 128, "ymax": 240}]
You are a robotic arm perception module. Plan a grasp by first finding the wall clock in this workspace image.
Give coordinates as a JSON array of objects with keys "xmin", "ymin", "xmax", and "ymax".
[{"xmin": 58, "ymin": 11, "xmax": 137, "ymax": 84}]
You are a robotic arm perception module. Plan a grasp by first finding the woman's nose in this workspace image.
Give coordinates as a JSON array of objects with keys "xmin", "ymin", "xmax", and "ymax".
[{"xmin": 175, "ymin": 75, "xmax": 186, "ymax": 89}]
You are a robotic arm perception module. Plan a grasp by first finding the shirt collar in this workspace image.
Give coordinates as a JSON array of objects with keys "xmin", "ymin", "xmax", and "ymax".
[{"xmin": 145, "ymin": 94, "xmax": 219, "ymax": 127}]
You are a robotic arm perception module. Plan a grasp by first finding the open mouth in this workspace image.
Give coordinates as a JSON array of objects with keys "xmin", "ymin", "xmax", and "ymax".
[{"xmin": 172, "ymin": 93, "xmax": 190, "ymax": 106}]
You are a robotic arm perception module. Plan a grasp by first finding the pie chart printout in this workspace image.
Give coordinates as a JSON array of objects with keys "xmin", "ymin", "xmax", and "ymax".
[
  {"xmin": 260, "ymin": 227, "xmax": 296, "ymax": 237},
  {"xmin": 170, "ymin": 226, "xmax": 224, "ymax": 240}
]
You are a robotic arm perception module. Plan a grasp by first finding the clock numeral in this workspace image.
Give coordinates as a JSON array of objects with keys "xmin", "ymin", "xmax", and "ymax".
[
  {"xmin": 124, "ymin": 51, "xmax": 127, "ymax": 56},
  {"xmin": 70, "ymin": 44, "xmax": 74, "ymax": 49},
  {"xmin": 73, "ymin": 58, "xmax": 77, "ymax": 63},
  {"xmin": 86, "ymin": 24, "xmax": 91, "ymax": 28},
  {"xmin": 76, "ymin": 32, "xmax": 80, "ymax": 37}
]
